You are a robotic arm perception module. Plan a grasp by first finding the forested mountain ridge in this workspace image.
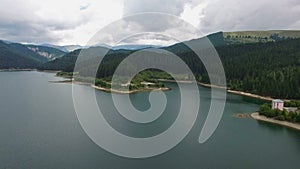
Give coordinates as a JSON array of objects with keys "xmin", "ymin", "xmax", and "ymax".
[
  {"xmin": 0, "ymin": 40, "xmax": 66, "ymax": 69},
  {"xmin": 25, "ymin": 44, "xmax": 65, "ymax": 60},
  {"xmin": 224, "ymin": 30, "xmax": 300, "ymax": 44},
  {"xmin": 218, "ymin": 39, "xmax": 300, "ymax": 99},
  {"xmin": 38, "ymin": 49, "xmax": 82, "ymax": 71},
  {"xmin": 2, "ymin": 31, "xmax": 299, "ymax": 99},
  {"xmin": 0, "ymin": 41, "xmax": 40, "ymax": 69},
  {"xmin": 37, "ymin": 31, "xmax": 300, "ymax": 99}
]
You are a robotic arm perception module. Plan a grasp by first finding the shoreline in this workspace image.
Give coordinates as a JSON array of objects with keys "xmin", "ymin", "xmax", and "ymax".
[
  {"xmin": 251, "ymin": 112, "xmax": 300, "ymax": 131},
  {"xmin": 50, "ymin": 79, "xmax": 170, "ymax": 94},
  {"xmin": 37, "ymin": 70, "xmax": 61, "ymax": 73},
  {"xmin": 52, "ymin": 77, "xmax": 276, "ymax": 100},
  {"xmin": 227, "ymin": 90, "xmax": 273, "ymax": 101},
  {"xmin": 0, "ymin": 68, "xmax": 37, "ymax": 72},
  {"xmin": 0, "ymin": 69, "xmax": 61, "ymax": 74},
  {"xmin": 3, "ymin": 70, "xmax": 288, "ymax": 101},
  {"xmin": 157, "ymin": 79, "xmax": 227, "ymax": 89},
  {"xmin": 158, "ymin": 79, "xmax": 273, "ymax": 101},
  {"xmin": 91, "ymin": 85, "xmax": 170, "ymax": 94}
]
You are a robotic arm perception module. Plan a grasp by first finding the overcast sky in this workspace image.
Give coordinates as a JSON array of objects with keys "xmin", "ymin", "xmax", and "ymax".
[{"xmin": 0, "ymin": 0, "xmax": 299, "ymax": 46}]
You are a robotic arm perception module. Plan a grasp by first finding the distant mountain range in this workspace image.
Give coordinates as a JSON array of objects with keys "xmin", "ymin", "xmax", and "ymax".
[
  {"xmin": 111, "ymin": 44, "xmax": 162, "ymax": 50},
  {"xmin": 41, "ymin": 44, "xmax": 88, "ymax": 53},
  {"xmin": 0, "ymin": 40, "xmax": 164, "ymax": 69},
  {"xmin": 36, "ymin": 30, "xmax": 300, "ymax": 99},
  {"xmin": 0, "ymin": 41, "xmax": 66, "ymax": 69},
  {"xmin": 42, "ymin": 44, "xmax": 162, "ymax": 52},
  {"xmin": 1, "ymin": 30, "xmax": 300, "ymax": 70}
]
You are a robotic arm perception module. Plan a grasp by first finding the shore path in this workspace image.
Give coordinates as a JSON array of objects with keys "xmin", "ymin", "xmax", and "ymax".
[
  {"xmin": 227, "ymin": 90, "xmax": 273, "ymax": 101},
  {"xmin": 251, "ymin": 112, "xmax": 300, "ymax": 131},
  {"xmin": 52, "ymin": 77, "xmax": 287, "ymax": 101}
]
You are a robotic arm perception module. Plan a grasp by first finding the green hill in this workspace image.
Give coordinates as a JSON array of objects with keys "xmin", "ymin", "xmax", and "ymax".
[
  {"xmin": 26, "ymin": 45, "xmax": 66, "ymax": 60},
  {"xmin": 224, "ymin": 30, "xmax": 300, "ymax": 44},
  {"xmin": 38, "ymin": 31, "xmax": 300, "ymax": 99},
  {"xmin": 0, "ymin": 41, "xmax": 66, "ymax": 69},
  {"xmin": 0, "ymin": 41, "xmax": 40, "ymax": 69},
  {"xmin": 6, "ymin": 43, "xmax": 49, "ymax": 63},
  {"xmin": 38, "ymin": 49, "xmax": 81, "ymax": 71}
]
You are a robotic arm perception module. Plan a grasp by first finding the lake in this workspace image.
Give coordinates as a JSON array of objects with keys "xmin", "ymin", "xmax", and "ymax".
[{"xmin": 0, "ymin": 71, "xmax": 299, "ymax": 169}]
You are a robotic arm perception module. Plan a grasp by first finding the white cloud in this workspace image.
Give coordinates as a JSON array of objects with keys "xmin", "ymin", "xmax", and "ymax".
[
  {"xmin": 0, "ymin": 0, "xmax": 123, "ymax": 45},
  {"xmin": 199, "ymin": 0, "xmax": 300, "ymax": 34},
  {"xmin": 123, "ymin": 0, "xmax": 187, "ymax": 16},
  {"xmin": 86, "ymin": 13, "xmax": 202, "ymax": 47},
  {"xmin": 180, "ymin": 2, "xmax": 207, "ymax": 29},
  {"xmin": 0, "ymin": 0, "xmax": 299, "ymax": 46},
  {"xmin": 53, "ymin": 0, "xmax": 124, "ymax": 45}
]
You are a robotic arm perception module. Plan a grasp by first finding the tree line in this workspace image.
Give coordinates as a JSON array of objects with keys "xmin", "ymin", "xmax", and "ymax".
[
  {"xmin": 259, "ymin": 103, "xmax": 300, "ymax": 123},
  {"xmin": 38, "ymin": 35, "xmax": 300, "ymax": 99}
]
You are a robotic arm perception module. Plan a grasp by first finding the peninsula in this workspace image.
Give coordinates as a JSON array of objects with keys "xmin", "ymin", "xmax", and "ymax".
[{"xmin": 251, "ymin": 100, "xmax": 300, "ymax": 130}]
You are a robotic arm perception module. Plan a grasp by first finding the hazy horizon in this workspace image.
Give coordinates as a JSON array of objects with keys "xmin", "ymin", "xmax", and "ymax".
[{"xmin": 2, "ymin": 29, "xmax": 300, "ymax": 47}]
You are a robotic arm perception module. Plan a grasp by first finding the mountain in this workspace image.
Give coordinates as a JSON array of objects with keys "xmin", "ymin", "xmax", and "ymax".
[
  {"xmin": 4, "ymin": 30, "xmax": 300, "ymax": 70},
  {"xmin": 38, "ymin": 31, "xmax": 300, "ymax": 99},
  {"xmin": 164, "ymin": 31, "xmax": 225, "ymax": 54},
  {"xmin": 112, "ymin": 44, "xmax": 162, "ymax": 50},
  {"xmin": 41, "ymin": 44, "xmax": 88, "ymax": 52},
  {"xmin": 25, "ymin": 45, "xmax": 65, "ymax": 60},
  {"xmin": 38, "ymin": 46, "xmax": 132, "ymax": 72},
  {"xmin": 38, "ymin": 50, "xmax": 81, "ymax": 72},
  {"xmin": 6, "ymin": 43, "xmax": 49, "ymax": 63},
  {"xmin": 42, "ymin": 43, "xmax": 163, "ymax": 52},
  {"xmin": 0, "ymin": 41, "xmax": 40, "ymax": 69},
  {"xmin": 224, "ymin": 30, "xmax": 300, "ymax": 44},
  {"xmin": 0, "ymin": 40, "xmax": 66, "ymax": 69}
]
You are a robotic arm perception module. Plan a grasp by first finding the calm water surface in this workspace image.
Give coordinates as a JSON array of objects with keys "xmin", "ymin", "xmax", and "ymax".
[{"xmin": 0, "ymin": 71, "xmax": 299, "ymax": 169}]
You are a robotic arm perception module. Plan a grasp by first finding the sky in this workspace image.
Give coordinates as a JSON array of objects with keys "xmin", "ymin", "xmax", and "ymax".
[{"xmin": 0, "ymin": 0, "xmax": 299, "ymax": 46}]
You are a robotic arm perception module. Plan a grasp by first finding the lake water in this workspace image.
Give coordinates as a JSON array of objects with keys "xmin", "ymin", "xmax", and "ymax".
[{"xmin": 0, "ymin": 71, "xmax": 299, "ymax": 169}]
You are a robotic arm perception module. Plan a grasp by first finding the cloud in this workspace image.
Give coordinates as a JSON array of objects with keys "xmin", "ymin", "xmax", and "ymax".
[
  {"xmin": 124, "ymin": 0, "xmax": 188, "ymax": 16},
  {"xmin": 0, "ymin": 21, "xmax": 62, "ymax": 44},
  {"xmin": 80, "ymin": 3, "xmax": 90, "ymax": 11},
  {"xmin": 123, "ymin": 0, "xmax": 300, "ymax": 37},
  {"xmin": 117, "ymin": 34, "xmax": 179, "ymax": 46},
  {"xmin": 0, "ymin": 0, "xmax": 300, "ymax": 45},
  {"xmin": 0, "ymin": 0, "xmax": 123, "ymax": 45},
  {"xmin": 198, "ymin": 0, "xmax": 300, "ymax": 34},
  {"xmin": 87, "ymin": 13, "xmax": 202, "ymax": 47},
  {"xmin": 113, "ymin": 0, "xmax": 204, "ymax": 46}
]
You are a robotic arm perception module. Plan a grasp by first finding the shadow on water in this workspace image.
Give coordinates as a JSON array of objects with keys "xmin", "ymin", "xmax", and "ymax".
[
  {"xmin": 241, "ymin": 96, "xmax": 268, "ymax": 105},
  {"xmin": 285, "ymin": 127, "xmax": 300, "ymax": 140},
  {"xmin": 253, "ymin": 117, "xmax": 300, "ymax": 153},
  {"xmin": 256, "ymin": 120, "xmax": 285, "ymax": 132}
]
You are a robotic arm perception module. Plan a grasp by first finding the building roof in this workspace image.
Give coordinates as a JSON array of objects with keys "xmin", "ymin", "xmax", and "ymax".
[{"xmin": 272, "ymin": 99, "xmax": 284, "ymax": 103}]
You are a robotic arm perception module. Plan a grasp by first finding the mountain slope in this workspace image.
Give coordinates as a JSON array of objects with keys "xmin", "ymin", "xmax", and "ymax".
[
  {"xmin": 38, "ymin": 50, "xmax": 81, "ymax": 71},
  {"xmin": 38, "ymin": 31, "xmax": 300, "ymax": 99},
  {"xmin": 224, "ymin": 30, "xmax": 300, "ymax": 44},
  {"xmin": 26, "ymin": 45, "xmax": 65, "ymax": 60},
  {"xmin": 0, "ymin": 40, "xmax": 67, "ymax": 69},
  {"xmin": 7, "ymin": 43, "xmax": 49, "ymax": 63},
  {"xmin": 0, "ymin": 41, "xmax": 40, "ymax": 69},
  {"xmin": 38, "ymin": 46, "xmax": 131, "ymax": 72},
  {"xmin": 41, "ymin": 44, "xmax": 87, "ymax": 52}
]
